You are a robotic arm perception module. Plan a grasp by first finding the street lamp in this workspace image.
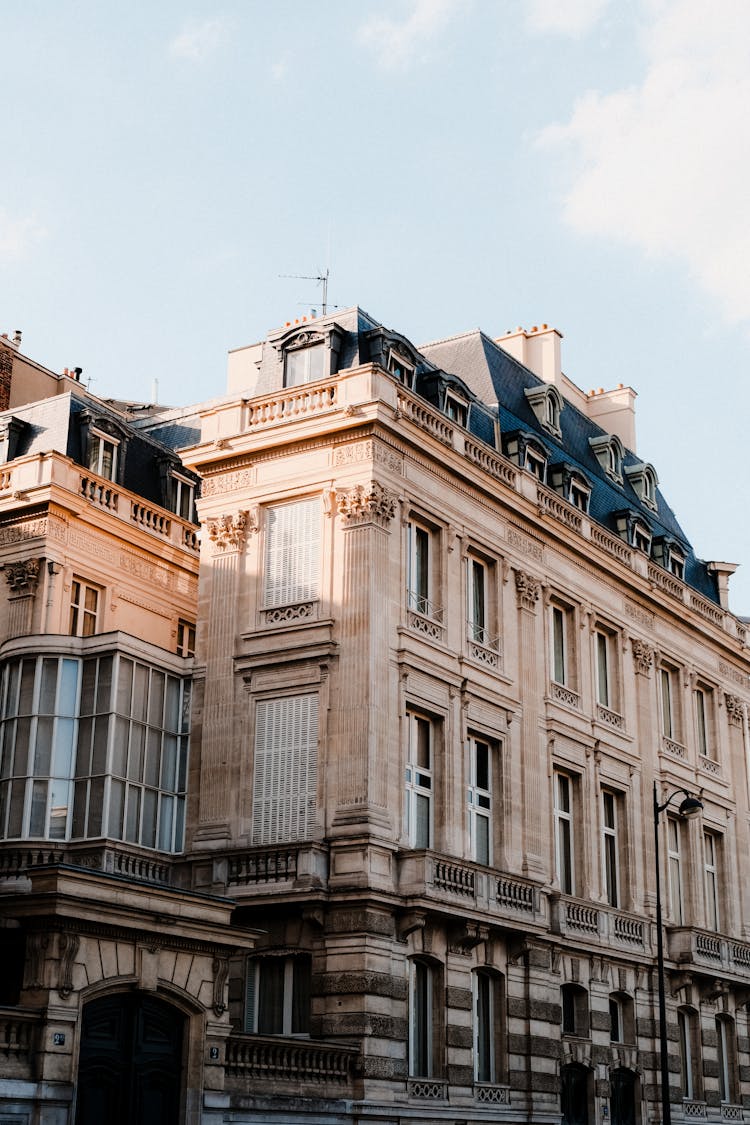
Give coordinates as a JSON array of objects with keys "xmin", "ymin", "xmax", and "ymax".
[{"xmin": 653, "ymin": 783, "xmax": 703, "ymax": 1125}]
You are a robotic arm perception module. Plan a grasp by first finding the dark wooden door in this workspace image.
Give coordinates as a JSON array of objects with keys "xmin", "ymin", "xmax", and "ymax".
[{"xmin": 76, "ymin": 993, "xmax": 183, "ymax": 1125}]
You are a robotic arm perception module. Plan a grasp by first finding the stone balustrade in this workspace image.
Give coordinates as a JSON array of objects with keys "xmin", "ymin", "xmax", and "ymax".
[{"xmin": 224, "ymin": 1034, "xmax": 358, "ymax": 1090}]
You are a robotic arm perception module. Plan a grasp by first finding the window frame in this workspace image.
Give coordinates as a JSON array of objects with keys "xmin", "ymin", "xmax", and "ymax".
[
  {"xmin": 678, "ymin": 1008, "xmax": 701, "ymax": 1100},
  {"xmin": 444, "ymin": 392, "xmax": 468, "ymax": 427},
  {"xmin": 176, "ymin": 620, "xmax": 196, "ymax": 658},
  {"xmin": 474, "ymin": 969, "xmax": 505, "ymax": 1085},
  {"xmin": 554, "ymin": 769, "xmax": 575, "ymax": 895},
  {"xmin": 69, "ymin": 578, "xmax": 101, "ymax": 638},
  {"xmin": 694, "ymin": 684, "xmax": 715, "ymax": 761},
  {"xmin": 284, "ymin": 341, "xmax": 326, "ymax": 387},
  {"xmin": 406, "ymin": 517, "xmax": 442, "ymax": 622},
  {"xmin": 467, "ymin": 735, "xmax": 494, "ymax": 866},
  {"xmin": 405, "ymin": 711, "xmax": 434, "ymax": 849},
  {"xmin": 667, "ymin": 815, "xmax": 684, "ymax": 925},
  {"xmin": 170, "ymin": 472, "xmax": 195, "ymax": 522},
  {"xmin": 245, "ymin": 953, "xmax": 312, "ymax": 1037},
  {"xmin": 550, "ymin": 601, "xmax": 576, "ymax": 688},
  {"xmin": 88, "ymin": 428, "xmax": 119, "ymax": 482},
  {"xmin": 601, "ymin": 789, "xmax": 621, "ymax": 908},
  {"xmin": 659, "ymin": 662, "xmax": 682, "ymax": 744},
  {"xmin": 262, "ymin": 496, "xmax": 322, "ymax": 611},
  {"xmin": 716, "ymin": 1016, "xmax": 736, "ymax": 1104},
  {"xmin": 594, "ymin": 626, "xmax": 619, "ymax": 712},
  {"xmin": 703, "ymin": 829, "xmax": 720, "ymax": 932},
  {"xmin": 409, "ymin": 959, "xmax": 439, "ymax": 1078}
]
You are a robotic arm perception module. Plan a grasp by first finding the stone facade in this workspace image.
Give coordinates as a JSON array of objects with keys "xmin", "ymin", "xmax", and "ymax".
[{"xmin": 2, "ymin": 311, "xmax": 750, "ymax": 1125}]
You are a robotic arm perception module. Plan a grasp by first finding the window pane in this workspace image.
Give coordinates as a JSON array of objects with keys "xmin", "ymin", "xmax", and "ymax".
[
  {"xmin": 292, "ymin": 957, "xmax": 311, "ymax": 1034},
  {"xmin": 257, "ymin": 959, "xmax": 284, "ymax": 1034}
]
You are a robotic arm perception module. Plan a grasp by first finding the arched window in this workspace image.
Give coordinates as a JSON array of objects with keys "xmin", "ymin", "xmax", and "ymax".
[
  {"xmin": 561, "ymin": 1063, "xmax": 591, "ymax": 1125},
  {"xmin": 409, "ymin": 959, "xmax": 443, "ymax": 1079},
  {"xmin": 561, "ymin": 983, "xmax": 589, "ymax": 1038},
  {"xmin": 716, "ymin": 1015, "xmax": 737, "ymax": 1104},
  {"xmin": 677, "ymin": 1007, "xmax": 701, "ymax": 1100},
  {"xmin": 473, "ymin": 969, "xmax": 506, "ymax": 1085},
  {"xmin": 610, "ymin": 1067, "xmax": 637, "ymax": 1125},
  {"xmin": 608, "ymin": 992, "xmax": 634, "ymax": 1044}
]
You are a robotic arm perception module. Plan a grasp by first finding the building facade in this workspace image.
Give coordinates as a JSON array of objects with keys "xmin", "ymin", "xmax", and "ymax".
[{"xmin": 2, "ymin": 310, "xmax": 750, "ymax": 1125}]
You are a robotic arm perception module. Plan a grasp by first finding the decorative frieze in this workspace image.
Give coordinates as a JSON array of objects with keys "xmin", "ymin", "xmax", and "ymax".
[
  {"xmin": 725, "ymin": 693, "xmax": 745, "ymax": 727},
  {"xmin": 206, "ymin": 511, "xmax": 249, "ymax": 552},
  {"xmin": 632, "ymin": 638, "xmax": 654, "ymax": 676},
  {"xmin": 202, "ymin": 468, "xmax": 253, "ymax": 496},
  {"xmin": 3, "ymin": 557, "xmax": 41, "ymax": 594},
  {"xmin": 336, "ymin": 482, "xmax": 397, "ymax": 529},
  {"xmin": 514, "ymin": 570, "xmax": 541, "ymax": 611},
  {"xmin": 508, "ymin": 527, "xmax": 544, "ymax": 561}
]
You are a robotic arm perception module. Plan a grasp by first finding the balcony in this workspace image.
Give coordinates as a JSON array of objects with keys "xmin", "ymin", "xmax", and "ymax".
[
  {"xmin": 667, "ymin": 927, "xmax": 750, "ymax": 980},
  {"xmin": 0, "ymin": 451, "xmax": 199, "ymax": 555},
  {"xmin": 0, "ymin": 1007, "xmax": 42, "ymax": 1080},
  {"xmin": 396, "ymin": 851, "xmax": 545, "ymax": 929},
  {"xmin": 221, "ymin": 843, "xmax": 329, "ymax": 898},
  {"xmin": 224, "ymin": 1034, "xmax": 358, "ymax": 1097},
  {"xmin": 0, "ymin": 839, "xmax": 175, "ymax": 888},
  {"xmin": 551, "ymin": 894, "xmax": 650, "ymax": 953}
]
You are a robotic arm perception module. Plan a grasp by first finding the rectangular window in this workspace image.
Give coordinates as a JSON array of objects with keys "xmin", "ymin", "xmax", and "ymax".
[
  {"xmin": 285, "ymin": 343, "xmax": 326, "ymax": 387},
  {"xmin": 704, "ymin": 830, "xmax": 720, "ymax": 931},
  {"xmin": 595, "ymin": 629, "xmax": 617, "ymax": 710},
  {"xmin": 678, "ymin": 1010, "xmax": 694, "ymax": 1099},
  {"xmin": 602, "ymin": 790, "xmax": 620, "ymax": 908},
  {"xmin": 88, "ymin": 430, "xmax": 118, "ymax": 481},
  {"xmin": 170, "ymin": 473, "xmax": 195, "ymax": 521},
  {"xmin": 525, "ymin": 446, "xmax": 547, "ymax": 481},
  {"xmin": 69, "ymin": 579, "xmax": 100, "ymax": 638},
  {"xmin": 695, "ymin": 685, "xmax": 715, "ymax": 760},
  {"xmin": 554, "ymin": 770, "xmax": 574, "ymax": 894},
  {"xmin": 660, "ymin": 665, "xmax": 680, "ymax": 741},
  {"xmin": 410, "ymin": 961, "xmax": 433, "ymax": 1077},
  {"xmin": 609, "ymin": 996, "xmax": 622, "ymax": 1043},
  {"xmin": 668, "ymin": 816, "xmax": 684, "ymax": 925},
  {"xmin": 251, "ymin": 694, "xmax": 319, "ymax": 845},
  {"xmin": 552, "ymin": 606, "xmax": 567, "ymax": 685},
  {"xmin": 245, "ymin": 955, "xmax": 311, "ymax": 1035},
  {"xmin": 176, "ymin": 620, "xmax": 196, "ymax": 658},
  {"xmin": 405, "ymin": 712, "xmax": 433, "ymax": 849},
  {"xmin": 445, "ymin": 394, "xmax": 468, "ymax": 427},
  {"xmin": 263, "ymin": 498, "xmax": 321, "ymax": 609},
  {"xmin": 467, "ymin": 557, "xmax": 487, "ymax": 644},
  {"xmin": 468, "ymin": 736, "xmax": 492, "ymax": 865},
  {"xmin": 407, "ymin": 521, "xmax": 435, "ymax": 617}
]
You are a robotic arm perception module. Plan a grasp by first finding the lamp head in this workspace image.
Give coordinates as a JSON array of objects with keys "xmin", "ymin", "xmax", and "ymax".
[{"xmin": 678, "ymin": 793, "xmax": 703, "ymax": 818}]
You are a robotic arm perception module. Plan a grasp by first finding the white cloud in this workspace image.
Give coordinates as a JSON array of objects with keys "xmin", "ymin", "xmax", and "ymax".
[
  {"xmin": 168, "ymin": 19, "xmax": 224, "ymax": 61},
  {"xmin": 358, "ymin": 0, "xmax": 467, "ymax": 70},
  {"xmin": 526, "ymin": 0, "xmax": 609, "ymax": 36},
  {"xmin": 0, "ymin": 209, "xmax": 46, "ymax": 263},
  {"xmin": 538, "ymin": 0, "xmax": 750, "ymax": 324}
]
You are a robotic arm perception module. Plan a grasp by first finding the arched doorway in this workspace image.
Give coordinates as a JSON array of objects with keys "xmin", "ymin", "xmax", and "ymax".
[
  {"xmin": 76, "ymin": 993, "xmax": 184, "ymax": 1125},
  {"xmin": 561, "ymin": 1063, "xmax": 591, "ymax": 1125},
  {"xmin": 611, "ymin": 1067, "xmax": 637, "ymax": 1125}
]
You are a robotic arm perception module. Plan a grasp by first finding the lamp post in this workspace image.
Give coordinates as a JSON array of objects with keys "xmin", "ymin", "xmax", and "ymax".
[{"xmin": 653, "ymin": 783, "xmax": 703, "ymax": 1125}]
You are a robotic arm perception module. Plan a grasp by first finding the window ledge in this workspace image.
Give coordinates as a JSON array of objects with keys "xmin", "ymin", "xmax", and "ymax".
[
  {"xmin": 407, "ymin": 1078, "xmax": 447, "ymax": 1101},
  {"xmin": 475, "ymin": 1083, "xmax": 511, "ymax": 1105}
]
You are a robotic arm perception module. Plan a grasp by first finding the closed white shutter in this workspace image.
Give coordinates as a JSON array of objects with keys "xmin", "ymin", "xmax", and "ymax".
[
  {"xmin": 252, "ymin": 694, "xmax": 319, "ymax": 844},
  {"xmin": 263, "ymin": 498, "xmax": 321, "ymax": 608}
]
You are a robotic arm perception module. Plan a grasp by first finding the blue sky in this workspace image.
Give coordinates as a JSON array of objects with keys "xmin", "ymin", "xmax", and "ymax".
[{"xmin": 4, "ymin": 0, "xmax": 750, "ymax": 609}]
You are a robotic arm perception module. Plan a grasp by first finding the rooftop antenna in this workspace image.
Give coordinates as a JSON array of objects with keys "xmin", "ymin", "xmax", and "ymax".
[{"xmin": 279, "ymin": 267, "xmax": 330, "ymax": 315}]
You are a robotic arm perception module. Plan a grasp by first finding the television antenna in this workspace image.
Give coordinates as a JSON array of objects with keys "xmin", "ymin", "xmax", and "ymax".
[{"xmin": 279, "ymin": 267, "xmax": 330, "ymax": 315}]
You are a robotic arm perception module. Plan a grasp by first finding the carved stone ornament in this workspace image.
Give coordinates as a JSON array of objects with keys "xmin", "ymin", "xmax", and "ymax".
[
  {"xmin": 514, "ymin": 569, "xmax": 541, "ymax": 611},
  {"xmin": 3, "ymin": 557, "xmax": 41, "ymax": 594},
  {"xmin": 632, "ymin": 638, "xmax": 654, "ymax": 676},
  {"xmin": 725, "ymin": 692, "xmax": 745, "ymax": 727},
  {"xmin": 206, "ymin": 511, "xmax": 249, "ymax": 552},
  {"xmin": 336, "ymin": 481, "xmax": 397, "ymax": 528},
  {"xmin": 212, "ymin": 956, "xmax": 229, "ymax": 1016},
  {"xmin": 57, "ymin": 931, "xmax": 80, "ymax": 999}
]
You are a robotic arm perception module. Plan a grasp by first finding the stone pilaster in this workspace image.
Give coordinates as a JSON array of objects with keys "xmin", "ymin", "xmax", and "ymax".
[
  {"xmin": 195, "ymin": 512, "xmax": 248, "ymax": 839},
  {"xmin": 514, "ymin": 569, "xmax": 545, "ymax": 878},
  {"xmin": 3, "ymin": 556, "xmax": 42, "ymax": 638},
  {"xmin": 331, "ymin": 482, "xmax": 396, "ymax": 834}
]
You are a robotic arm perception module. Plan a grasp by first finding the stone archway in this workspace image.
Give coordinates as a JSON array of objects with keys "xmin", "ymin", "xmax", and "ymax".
[{"xmin": 75, "ymin": 992, "xmax": 184, "ymax": 1125}]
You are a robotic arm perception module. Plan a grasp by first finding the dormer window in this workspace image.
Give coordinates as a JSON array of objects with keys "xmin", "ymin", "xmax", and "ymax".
[
  {"xmin": 444, "ymin": 392, "xmax": 468, "ymax": 427},
  {"xmin": 524, "ymin": 384, "xmax": 563, "ymax": 439},
  {"xmin": 549, "ymin": 464, "xmax": 591, "ymax": 513},
  {"xmin": 653, "ymin": 537, "xmax": 686, "ymax": 580},
  {"xmin": 170, "ymin": 472, "xmax": 195, "ymax": 522},
  {"xmin": 388, "ymin": 349, "xmax": 415, "ymax": 389},
  {"xmin": 614, "ymin": 510, "xmax": 652, "ymax": 553},
  {"xmin": 286, "ymin": 341, "xmax": 326, "ymax": 387},
  {"xmin": 525, "ymin": 444, "xmax": 547, "ymax": 482},
  {"xmin": 88, "ymin": 429, "xmax": 119, "ymax": 481},
  {"xmin": 589, "ymin": 434, "xmax": 624, "ymax": 484},
  {"xmin": 625, "ymin": 461, "xmax": 658, "ymax": 511},
  {"xmin": 276, "ymin": 323, "xmax": 343, "ymax": 389}
]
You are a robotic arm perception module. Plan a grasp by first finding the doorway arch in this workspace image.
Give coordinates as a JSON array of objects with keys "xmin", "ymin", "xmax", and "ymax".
[{"xmin": 76, "ymin": 992, "xmax": 184, "ymax": 1125}]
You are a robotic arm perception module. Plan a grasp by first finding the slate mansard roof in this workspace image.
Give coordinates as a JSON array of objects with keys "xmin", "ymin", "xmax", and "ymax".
[{"xmin": 260, "ymin": 307, "xmax": 718, "ymax": 606}]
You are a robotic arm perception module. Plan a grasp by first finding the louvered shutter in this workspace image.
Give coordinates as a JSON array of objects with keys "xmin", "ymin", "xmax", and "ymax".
[
  {"xmin": 263, "ymin": 499, "xmax": 321, "ymax": 608},
  {"xmin": 252, "ymin": 694, "xmax": 319, "ymax": 844}
]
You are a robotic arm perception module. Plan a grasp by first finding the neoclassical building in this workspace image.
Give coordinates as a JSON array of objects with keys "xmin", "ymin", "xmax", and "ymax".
[{"xmin": 2, "ymin": 309, "xmax": 750, "ymax": 1125}]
